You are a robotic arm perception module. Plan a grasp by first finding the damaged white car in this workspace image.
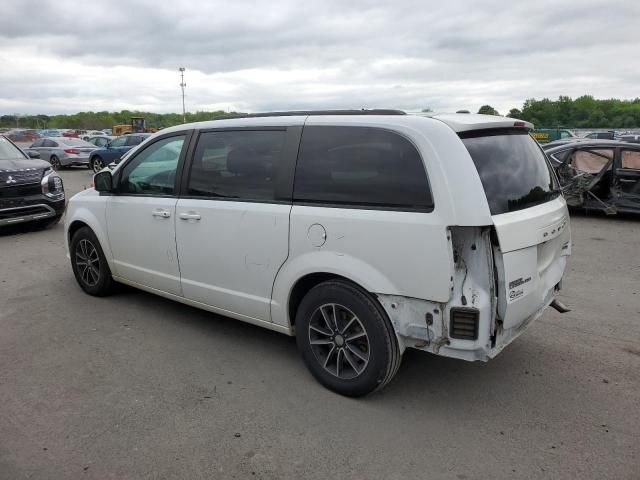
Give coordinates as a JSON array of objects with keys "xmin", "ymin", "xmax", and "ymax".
[{"xmin": 64, "ymin": 110, "xmax": 571, "ymax": 396}]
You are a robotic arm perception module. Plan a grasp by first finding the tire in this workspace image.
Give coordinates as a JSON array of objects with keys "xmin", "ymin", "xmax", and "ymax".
[
  {"xmin": 70, "ymin": 226, "xmax": 114, "ymax": 296},
  {"xmin": 91, "ymin": 156, "xmax": 104, "ymax": 173},
  {"xmin": 295, "ymin": 280, "xmax": 402, "ymax": 397},
  {"xmin": 49, "ymin": 155, "xmax": 62, "ymax": 170}
]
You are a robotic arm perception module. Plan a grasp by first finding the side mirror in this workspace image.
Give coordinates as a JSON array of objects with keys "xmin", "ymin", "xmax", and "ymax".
[
  {"xmin": 94, "ymin": 170, "xmax": 113, "ymax": 193},
  {"xmin": 27, "ymin": 150, "xmax": 41, "ymax": 159}
]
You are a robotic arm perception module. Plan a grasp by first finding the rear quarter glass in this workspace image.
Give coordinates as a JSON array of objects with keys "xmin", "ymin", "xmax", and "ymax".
[{"xmin": 461, "ymin": 129, "xmax": 560, "ymax": 215}]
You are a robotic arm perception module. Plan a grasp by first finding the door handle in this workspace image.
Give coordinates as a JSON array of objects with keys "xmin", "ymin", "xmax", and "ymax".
[
  {"xmin": 179, "ymin": 212, "xmax": 201, "ymax": 221},
  {"xmin": 618, "ymin": 178, "xmax": 635, "ymax": 183},
  {"xmin": 152, "ymin": 209, "xmax": 171, "ymax": 218}
]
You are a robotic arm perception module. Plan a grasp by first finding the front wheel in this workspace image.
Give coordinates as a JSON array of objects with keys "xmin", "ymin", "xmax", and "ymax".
[
  {"xmin": 70, "ymin": 226, "xmax": 114, "ymax": 296},
  {"xmin": 91, "ymin": 156, "xmax": 105, "ymax": 173},
  {"xmin": 295, "ymin": 280, "xmax": 402, "ymax": 397}
]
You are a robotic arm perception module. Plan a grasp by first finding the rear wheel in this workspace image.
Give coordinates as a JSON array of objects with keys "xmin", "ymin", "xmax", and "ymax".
[
  {"xmin": 91, "ymin": 156, "xmax": 105, "ymax": 173},
  {"xmin": 295, "ymin": 280, "xmax": 401, "ymax": 397},
  {"xmin": 49, "ymin": 155, "xmax": 61, "ymax": 170},
  {"xmin": 70, "ymin": 226, "xmax": 114, "ymax": 296}
]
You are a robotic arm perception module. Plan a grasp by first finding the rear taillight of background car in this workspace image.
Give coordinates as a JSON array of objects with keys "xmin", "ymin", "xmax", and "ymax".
[{"xmin": 64, "ymin": 148, "xmax": 80, "ymax": 154}]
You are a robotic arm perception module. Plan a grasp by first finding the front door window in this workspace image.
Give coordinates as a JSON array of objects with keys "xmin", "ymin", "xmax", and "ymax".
[{"xmin": 119, "ymin": 135, "xmax": 185, "ymax": 195}]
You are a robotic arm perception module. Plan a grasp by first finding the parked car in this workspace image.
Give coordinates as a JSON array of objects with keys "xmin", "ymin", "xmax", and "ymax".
[
  {"xmin": 37, "ymin": 129, "xmax": 62, "ymax": 137},
  {"xmin": 29, "ymin": 137, "xmax": 96, "ymax": 170},
  {"xmin": 81, "ymin": 130, "xmax": 107, "ymax": 141},
  {"xmin": 102, "ymin": 129, "xmax": 113, "ymax": 135},
  {"xmin": 6, "ymin": 129, "xmax": 40, "ymax": 142},
  {"xmin": 65, "ymin": 111, "xmax": 572, "ymax": 396},
  {"xmin": 62, "ymin": 130, "xmax": 81, "ymax": 138},
  {"xmin": 86, "ymin": 135, "xmax": 115, "ymax": 148},
  {"xmin": 0, "ymin": 135, "xmax": 65, "ymax": 227},
  {"xmin": 542, "ymin": 137, "xmax": 620, "ymax": 150},
  {"xmin": 88, "ymin": 133, "xmax": 151, "ymax": 172},
  {"xmin": 546, "ymin": 139, "xmax": 640, "ymax": 214},
  {"xmin": 583, "ymin": 131, "xmax": 616, "ymax": 140},
  {"xmin": 620, "ymin": 134, "xmax": 640, "ymax": 144},
  {"xmin": 531, "ymin": 128, "xmax": 577, "ymax": 143}
]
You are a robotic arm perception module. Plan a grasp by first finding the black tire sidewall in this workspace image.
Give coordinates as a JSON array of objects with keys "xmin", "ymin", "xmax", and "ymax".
[
  {"xmin": 295, "ymin": 281, "xmax": 395, "ymax": 397},
  {"xmin": 70, "ymin": 227, "xmax": 113, "ymax": 296}
]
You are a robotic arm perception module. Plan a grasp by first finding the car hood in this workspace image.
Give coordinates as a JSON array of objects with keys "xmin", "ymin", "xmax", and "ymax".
[
  {"xmin": 0, "ymin": 158, "xmax": 50, "ymax": 185},
  {"xmin": 0, "ymin": 157, "xmax": 51, "ymax": 171}
]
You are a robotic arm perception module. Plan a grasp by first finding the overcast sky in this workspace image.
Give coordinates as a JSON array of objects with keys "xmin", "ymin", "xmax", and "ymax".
[{"xmin": 1, "ymin": 0, "xmax": 638, "ymax": 116}]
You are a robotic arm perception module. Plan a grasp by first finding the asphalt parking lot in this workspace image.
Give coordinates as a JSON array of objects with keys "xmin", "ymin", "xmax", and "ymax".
[{"xmin": 1, "ymin": 168, "xmax": 639, "ymax": 479}]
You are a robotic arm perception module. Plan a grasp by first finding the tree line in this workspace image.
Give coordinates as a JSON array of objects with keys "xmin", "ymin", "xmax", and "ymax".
[
  {"xmin": 3, "ymin": 96, "xmax": 640, "ymax": 130},
  {"xmin": 481, "ymin": 96, "xmax": 640, "ymax": 128},
  {"xmin": 0, "ymin": 110, "xmax": 231, "ymax": 130}
]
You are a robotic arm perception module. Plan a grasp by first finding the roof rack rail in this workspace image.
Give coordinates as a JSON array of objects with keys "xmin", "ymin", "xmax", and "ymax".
[{"xmin": 213, "ymin": 109, "xmax": 406, "ymax": 120}]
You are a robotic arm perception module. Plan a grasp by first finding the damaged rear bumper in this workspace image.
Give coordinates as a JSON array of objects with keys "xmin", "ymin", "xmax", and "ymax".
[{"xmin": 377, "ymin": 291, "xmax": 563, "ymax": 362}]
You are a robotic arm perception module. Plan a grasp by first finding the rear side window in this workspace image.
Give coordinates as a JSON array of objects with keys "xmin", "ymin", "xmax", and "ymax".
[
  {"xmin": 125, "ymin": 136, "xmax": 143, "ymax": 146},
  {"xmin": 461, "ymin": 129, "xmax": 560, "ymax": 215},
  {"xmin": 187, "ymin": 130, "xmax": 286, "ymax": 201},
  {"xmin": 294, "ymin": 126, "xmax": 432, "ymax": 210},
  {"xmin": 621, "ymin": 149, "xmax": 640, "ymax": 169},
  {"xmin": 570, "ymin": 149, "xmax": 613, "ymax": 173}
]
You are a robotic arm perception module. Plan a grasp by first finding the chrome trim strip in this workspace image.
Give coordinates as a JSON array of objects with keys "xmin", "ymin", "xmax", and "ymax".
[{"xmin": 0, "ymin": 203, "xmax": 56, "ymax": 226}]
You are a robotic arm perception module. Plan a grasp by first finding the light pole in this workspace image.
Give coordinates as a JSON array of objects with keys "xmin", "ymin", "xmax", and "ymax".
[{"xmin": 179, "ymin": 67, "xmax": 186, "ymax": 123}]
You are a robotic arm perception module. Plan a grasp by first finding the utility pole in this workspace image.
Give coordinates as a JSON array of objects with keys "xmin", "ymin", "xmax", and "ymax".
[{"xmin": 179, "ymin": 67, "xmax": 186, "ymax": 123}]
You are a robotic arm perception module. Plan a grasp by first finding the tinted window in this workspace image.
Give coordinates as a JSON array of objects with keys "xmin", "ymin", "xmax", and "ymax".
[
  {"xmin": 294, "ymin": 126, "xmax": 432, "ymax": 210},
  {"xmin": 44, "ymin": 139, "xmax": 58, "ymax": 147},
  {"xmin": 110, "ymin": 136, "xmax": 127, "ymax": 147},
  {"xmin": 461, "ymin": 130, "xmax": 559, "ymax": 215},
  {"xmin": 125, "ymin": 135, "xmax": 143, "ymax": 146},
  {"xmin": 119, "ymin": 135, "xmax": 185, "ymax": 195},
  {"xmin": 188, "ymin": 130, "xmax": 286, "ymax": 201}
]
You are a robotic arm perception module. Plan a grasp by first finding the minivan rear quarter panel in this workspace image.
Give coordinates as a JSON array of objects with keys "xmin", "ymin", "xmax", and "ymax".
[{"xmin": 271, "ymin": 116, "xmax": 495, "ymax": 328}]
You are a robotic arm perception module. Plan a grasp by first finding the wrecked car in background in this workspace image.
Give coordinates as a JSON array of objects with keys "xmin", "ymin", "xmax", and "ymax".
[{"xmin": 546, "ymin": 140, "xmax": 640, "ymax": 215}]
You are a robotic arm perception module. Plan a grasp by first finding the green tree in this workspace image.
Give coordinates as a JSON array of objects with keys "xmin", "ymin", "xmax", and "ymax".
[
  {"xmin": 507, "ymin": 108, "xmax": 522, "ymax": 118},
  {"xmin": 478, "ymin": 105, "xmax": 499, "ymax": 115}
]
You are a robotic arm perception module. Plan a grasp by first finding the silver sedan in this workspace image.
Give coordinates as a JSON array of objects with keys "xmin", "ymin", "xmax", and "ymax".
[{"xmin": 29, "ymin": 137, "xmax": 97, "ymax": 170}]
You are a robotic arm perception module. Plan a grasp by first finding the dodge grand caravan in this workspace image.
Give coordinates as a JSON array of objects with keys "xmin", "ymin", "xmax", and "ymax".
[{"xmin": 64, "ymin": 110, "xmax": 571, "ymax": 396}]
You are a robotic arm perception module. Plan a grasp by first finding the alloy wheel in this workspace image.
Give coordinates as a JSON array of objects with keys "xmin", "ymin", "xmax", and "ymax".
[
  {"xmin": 75, "ymin": 239, "xmax": 100, "ymax": 287},
  {"xmin": 92, "ymin": 157, "xmax": 104, "ymax": 173},
  {"xmin": 50, "ymin": 156, "xmax": 61, "ymax": 170},
  {"xmin": 308, "ymin": 303, "xmax": 370, "ymax": 379}
]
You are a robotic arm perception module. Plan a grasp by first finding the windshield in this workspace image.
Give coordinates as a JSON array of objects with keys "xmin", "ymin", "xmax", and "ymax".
[
  {"xmin": 461, "ymin": 129, "xmax": 560, "ymax": 215},
  {"xmin": 0, "ymin": 136, "xmax": 26, "ymax": 161}
]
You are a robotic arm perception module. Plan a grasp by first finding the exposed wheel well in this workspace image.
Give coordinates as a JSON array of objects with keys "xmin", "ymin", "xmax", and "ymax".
[
  {"xmin": 288, "ymin": 273, "xmax": 374, "ymax": 327},
  {"xmin": 67, "ymin": 220, "xmax": 90, "ymax": 246}
]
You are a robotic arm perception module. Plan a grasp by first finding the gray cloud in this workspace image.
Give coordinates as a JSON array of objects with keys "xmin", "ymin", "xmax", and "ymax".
[{"xmin": 1, "ymin": 0, "xmax": 638, "ymax": 115}]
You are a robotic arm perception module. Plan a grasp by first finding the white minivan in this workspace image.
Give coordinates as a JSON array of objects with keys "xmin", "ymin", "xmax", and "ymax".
[{"xmin": 65, "ymin": 110, "xmax": 571, "ymax": 396}]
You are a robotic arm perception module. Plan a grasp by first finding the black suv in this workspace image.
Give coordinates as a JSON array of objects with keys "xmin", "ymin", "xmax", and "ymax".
[{"xmin": 0, "ymin": 135, "xmax": 65, "ymax": 227}]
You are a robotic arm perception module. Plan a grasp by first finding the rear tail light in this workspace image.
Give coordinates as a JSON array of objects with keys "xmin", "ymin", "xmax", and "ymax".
[
  {"xmin": 449, "ymin": 308, "xmax": 479, "ymax": 340},
  {"xmin": 64, "ymin": 148, "xmax": 80, "ymax": 154},
  {"xmin": 513, "ymin": 121, "xmax": 526, "ymax": 127}
]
